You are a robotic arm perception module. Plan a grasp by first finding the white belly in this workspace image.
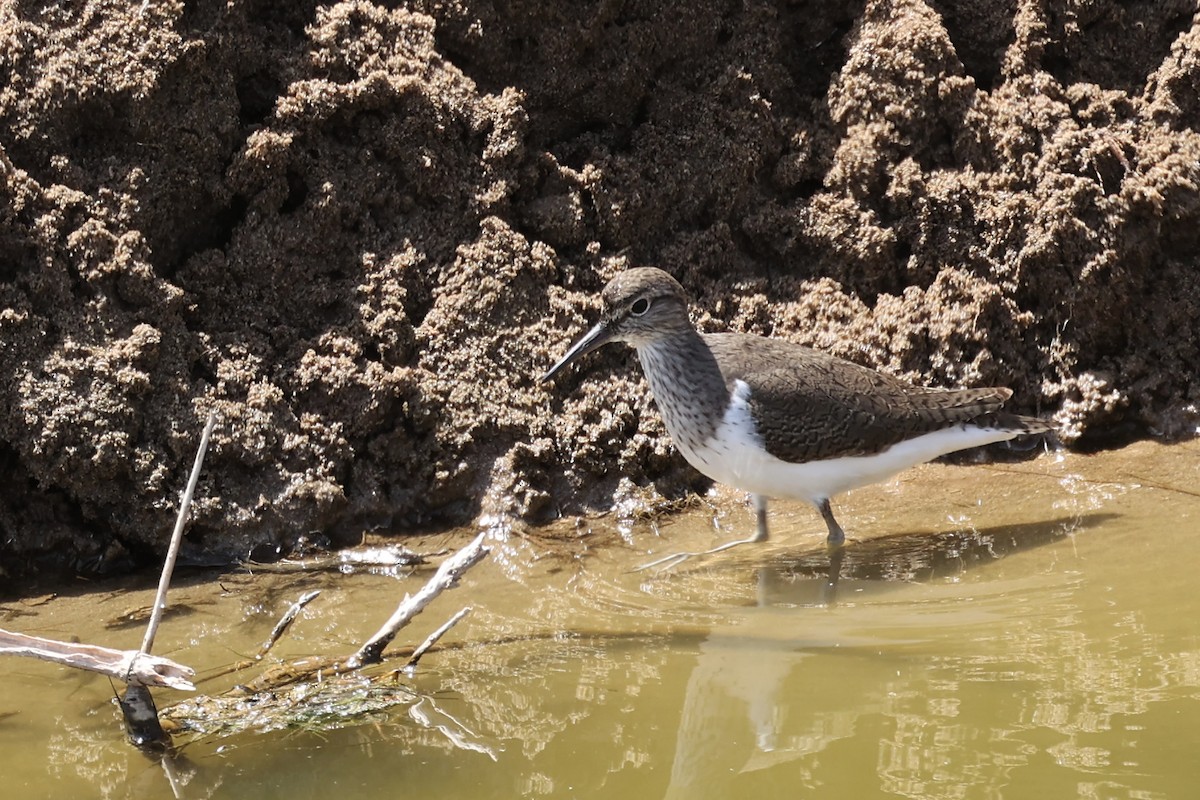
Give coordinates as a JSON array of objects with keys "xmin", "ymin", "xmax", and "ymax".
[{"xmin": 669, "ymin": 380, "xmax": 1024, "ymax": 504}]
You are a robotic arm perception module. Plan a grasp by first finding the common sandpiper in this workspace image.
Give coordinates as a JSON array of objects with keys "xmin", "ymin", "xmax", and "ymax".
[{"xmin": 543, "ymin": 268, "xmax": 1053, "ymax": 569}]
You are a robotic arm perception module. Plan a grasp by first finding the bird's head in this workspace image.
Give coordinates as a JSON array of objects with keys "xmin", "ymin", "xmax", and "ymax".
[{"xmin": 542, "ymin": 267, "xmax": 691, "ymax": 382}]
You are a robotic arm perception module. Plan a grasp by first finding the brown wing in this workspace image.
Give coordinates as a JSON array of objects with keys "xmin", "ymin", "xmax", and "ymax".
[{"xmin": 704, "ymin": 333, "xmax": 1020, "ymax": 463}]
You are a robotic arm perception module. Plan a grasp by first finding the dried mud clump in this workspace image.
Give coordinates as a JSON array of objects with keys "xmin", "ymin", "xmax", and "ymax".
[{"xmin": 1, "ymin": 1, "xmax": 1198, "ymax": 580}]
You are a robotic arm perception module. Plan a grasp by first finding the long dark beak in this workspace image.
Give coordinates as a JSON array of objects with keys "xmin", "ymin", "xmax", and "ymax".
[{"xmin": 541, "ymin": 320, "xmax": 615, "ymax": 382}]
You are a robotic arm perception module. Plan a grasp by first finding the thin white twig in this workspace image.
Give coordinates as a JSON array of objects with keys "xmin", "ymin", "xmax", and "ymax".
[
  {"xmin": 406, "ymin": 606, "xmax": 471, "ymax": 670},
  {"xmin": 256, "ymin": 590, "xmax": 321, "ymax": 659},
  {"xmin": 140, "ymin": 412, "xmax": 217, "ymax": 657}
]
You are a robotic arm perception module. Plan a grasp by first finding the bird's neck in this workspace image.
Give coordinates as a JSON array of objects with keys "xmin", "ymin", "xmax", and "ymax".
[{"xmin": 636, "ymin": 330, "xmax": 730, "ymax": 450}]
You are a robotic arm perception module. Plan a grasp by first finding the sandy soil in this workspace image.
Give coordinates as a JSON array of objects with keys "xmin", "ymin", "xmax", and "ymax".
[{"xmin": 1, "ymin": 1, "xmax": 1197, "ymax": 582}]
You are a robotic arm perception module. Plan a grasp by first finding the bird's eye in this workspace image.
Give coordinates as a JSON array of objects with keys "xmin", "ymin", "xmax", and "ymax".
[{"xmin": 630, "ymin": 297, "xmax": 651, "ymax": 316}]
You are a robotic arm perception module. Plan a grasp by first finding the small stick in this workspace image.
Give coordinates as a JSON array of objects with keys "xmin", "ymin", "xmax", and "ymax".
[
  {"xmin": 256, "ymin": 590, "xmax": 321, "ymax": 659},
  {"xmin": 138, "ymin": 412, "xmax": 217, "ymax": 660},
  {"xmin": 406, "ymin": 607, "xmax": 471, "ymax": 670},
  {"xmin": 348, "ymin": 533, "xmax": 489, "ymax": 668}
]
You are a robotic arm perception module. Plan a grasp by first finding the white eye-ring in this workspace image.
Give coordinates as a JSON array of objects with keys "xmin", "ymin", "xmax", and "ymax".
[{"xmin": 630, "ymin": 297, "xmax": 651, "ymax": 316}]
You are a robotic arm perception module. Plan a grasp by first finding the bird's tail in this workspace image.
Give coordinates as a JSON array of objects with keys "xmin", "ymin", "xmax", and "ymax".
[{"xmin": 974, "ymin": 411, "xmax": 1056, "ymax": 435}]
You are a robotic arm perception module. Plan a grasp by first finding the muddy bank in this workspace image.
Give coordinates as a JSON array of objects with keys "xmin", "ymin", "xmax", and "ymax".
[{"xmin": 1, "ymin": 1, "xmax": 1197, "ymax": 581}]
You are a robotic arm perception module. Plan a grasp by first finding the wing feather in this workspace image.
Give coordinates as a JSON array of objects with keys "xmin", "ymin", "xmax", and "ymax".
[{"xmin": 704, "ymin": 333, "xmax": 1046, "ymax": 463}]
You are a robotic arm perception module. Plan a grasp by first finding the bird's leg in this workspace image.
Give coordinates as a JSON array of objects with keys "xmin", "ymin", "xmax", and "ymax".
[
  {"xmin": 820, "ymin": 537, "xmax": 846, "ymax": 607},
  {"xmin": 753, "ymin": 493, "xmax": 770, "ymax": 543},
  {"xmin": 817, "ymin": 498, "xmax": 845, "ymax": 545},
  {"xmin": 814, "ymin": 498, "xmax": 846, "ymax": 605},
  {"xmin": 694, "ymin": 494, "xmax": 770, "ymax": 552},
  {"xmin": 634, "ymin": 493, "xmax": 772, "ymax": 572}
]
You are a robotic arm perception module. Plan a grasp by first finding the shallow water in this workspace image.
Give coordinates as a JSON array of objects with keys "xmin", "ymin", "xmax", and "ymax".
[{"xmin": 2, "ymin": 440, "xmax": 1198, "ymax": 799}]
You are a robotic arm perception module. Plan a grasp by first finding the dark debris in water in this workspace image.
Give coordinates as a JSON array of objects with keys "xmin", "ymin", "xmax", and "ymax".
[{"xmin": 162, "ymin": 668, "xmax": 419, "ymax": 738}]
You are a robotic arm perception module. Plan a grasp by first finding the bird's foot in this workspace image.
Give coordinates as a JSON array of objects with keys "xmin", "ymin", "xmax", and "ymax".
[{"xmin": 633, "ymin": 536, "xmax": 764, "ymax": 572}]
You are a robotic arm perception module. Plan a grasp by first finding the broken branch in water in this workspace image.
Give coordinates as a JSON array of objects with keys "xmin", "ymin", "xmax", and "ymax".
[
  {"xmin": 0, "ymin": 629, "xmax": 195, "ymax": 690},
  {"xmin": 348, "ymin": 532, "xmax": 490, "ymax": 668},
  {"xmin": 120, "ymin": 412, "xmax": 215, "ymax": 750},
  {"xmin": 256, "ymin": 590, "xmax": 321, "ymax": 659},
  {"xmin": 161, "ymin": 534, "xmax": 493, "ymax": 739}
]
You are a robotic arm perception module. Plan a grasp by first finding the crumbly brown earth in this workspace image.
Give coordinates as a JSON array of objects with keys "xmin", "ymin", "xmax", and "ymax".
[{"xmin": 1, "ymin": 1, "xmax": 1197, "ymax": 582}]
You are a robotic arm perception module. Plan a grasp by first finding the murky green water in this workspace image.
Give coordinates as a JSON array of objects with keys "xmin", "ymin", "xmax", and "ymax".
[{"xmin": 2, "ymin": 441, "xmax": 1198, "ymax": 799}]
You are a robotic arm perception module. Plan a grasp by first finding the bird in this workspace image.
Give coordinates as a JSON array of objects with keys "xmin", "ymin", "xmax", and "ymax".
[{"xmin": 542, "ymin": 267, "xmax": 1054, "ymax": 569}]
